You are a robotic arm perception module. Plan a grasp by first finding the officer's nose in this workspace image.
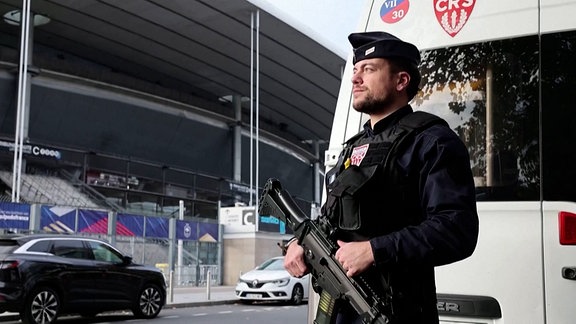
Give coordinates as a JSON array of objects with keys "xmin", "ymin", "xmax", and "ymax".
[{"xmin": 351, "ymin": 72, "xmax": 362, "ymax": 85}]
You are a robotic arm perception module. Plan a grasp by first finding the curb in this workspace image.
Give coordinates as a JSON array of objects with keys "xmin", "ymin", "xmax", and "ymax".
[
  {"xmin": 166, "ymin": 299, "xmax": 239, "ymax": 308},
  {"xmin": 0, "ymin": 300, "xmax": 240, "ymax": 322}
]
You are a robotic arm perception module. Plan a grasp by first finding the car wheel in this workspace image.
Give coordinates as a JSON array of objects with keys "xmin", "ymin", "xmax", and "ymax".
[
  {"xmin": 20, "ymin": 286, "xmax": 60, "ymax": 324},
  {"xmin": 132, "ymin": 283, "xmax": 164, "ymax": 319},
  {"xmin": 290, "ymin": 284, "xmax": 304, "ymax": 305}
]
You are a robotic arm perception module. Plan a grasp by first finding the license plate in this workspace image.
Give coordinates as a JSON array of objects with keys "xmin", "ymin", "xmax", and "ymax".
[{"xmin": 246, "ymin": 293, "xmax": 262, "ymax": 299}]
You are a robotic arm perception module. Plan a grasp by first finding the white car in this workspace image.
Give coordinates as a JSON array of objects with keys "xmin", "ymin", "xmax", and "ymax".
[{"xmin": 235, "ymin": 256, "xmax": 310, "ymax": 305}]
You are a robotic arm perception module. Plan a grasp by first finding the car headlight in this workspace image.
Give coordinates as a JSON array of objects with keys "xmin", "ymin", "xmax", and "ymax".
[{"xmin": 272, "ymin": 277, "xmax": 290, "ymax": 287}]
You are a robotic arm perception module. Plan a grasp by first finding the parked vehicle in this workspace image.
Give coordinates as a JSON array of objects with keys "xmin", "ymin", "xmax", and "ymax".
[
  {"xmin": 0, "ymin": 234, "xmax": 166, "ymax": 324},
  {"xmin": 235, "ymin": 256, "xmax": 310, "ymax": 305}
]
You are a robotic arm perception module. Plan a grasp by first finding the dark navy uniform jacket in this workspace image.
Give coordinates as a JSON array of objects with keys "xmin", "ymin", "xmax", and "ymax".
[{"xmin": 327, "ymin": 105, "xmax": 479, "ymax": 324}]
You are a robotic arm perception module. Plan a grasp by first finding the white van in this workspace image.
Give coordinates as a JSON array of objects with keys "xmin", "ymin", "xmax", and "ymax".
[{"xmin": 315, "ymin": 0, "xmax": 576, "ymax": 323}]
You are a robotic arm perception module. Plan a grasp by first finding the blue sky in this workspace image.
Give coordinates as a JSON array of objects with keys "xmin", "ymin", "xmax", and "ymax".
[{"xmin": 249, "ymin": 0, "xmax": 365, "ymax": 58}]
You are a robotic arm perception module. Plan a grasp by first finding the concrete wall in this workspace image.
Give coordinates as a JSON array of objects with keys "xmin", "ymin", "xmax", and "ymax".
[{"xmin": 222, "ymin": 233, "xmax": 292, "ymax": 285}]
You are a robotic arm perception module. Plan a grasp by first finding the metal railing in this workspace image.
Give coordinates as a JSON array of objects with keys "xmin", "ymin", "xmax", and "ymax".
[{"xmin": 157, "ymin": 264, "xmax": 220, "ymax": 287}]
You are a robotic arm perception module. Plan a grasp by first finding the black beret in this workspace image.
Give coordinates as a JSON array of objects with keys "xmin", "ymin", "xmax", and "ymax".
[{"xmin": 348, "ymin": 31, "xmax": 420, "ymax": 66}]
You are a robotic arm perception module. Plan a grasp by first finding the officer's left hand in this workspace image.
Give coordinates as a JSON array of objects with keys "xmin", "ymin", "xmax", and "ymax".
[{"xmin": 335, "ymin": 240, "xmax": 374, "ymax": 277}]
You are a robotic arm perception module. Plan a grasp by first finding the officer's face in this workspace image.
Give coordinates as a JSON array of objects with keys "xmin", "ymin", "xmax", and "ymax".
[{"xmin": 351, "ymin": 58, "xmax": 408, "ymax": 115}]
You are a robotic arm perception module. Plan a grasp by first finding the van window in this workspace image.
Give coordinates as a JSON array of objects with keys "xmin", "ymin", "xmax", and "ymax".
[
  {"xmin": 414, "ymin": 35, "xmax": 540, "ymax": 201},
  {"xmin": 541, "ymin": 30, "xmax": 576, "ymax": 201}
]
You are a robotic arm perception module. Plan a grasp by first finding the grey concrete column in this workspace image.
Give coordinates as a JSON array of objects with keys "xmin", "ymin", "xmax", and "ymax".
[
  {"xmin": 107, "ymin": 211, "xmax": 117, "ymax": 245},
  {"xmin": 28, "ymin": 203, "xmax": 41, "ymax": 232},
  {"xmin": 233, "ymin": 95, "xmax": 242, "ymax": 182},
  {"xmin": 168, "ymin": 216, "xmax": 177, "ymax": 274},
  {"xmin": 313, "ymin": 140, "xmax": 321, "ymax": 206}
]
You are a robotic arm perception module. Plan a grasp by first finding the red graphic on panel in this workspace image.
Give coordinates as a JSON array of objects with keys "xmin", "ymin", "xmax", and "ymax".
[
  {"xmin": 433, "ymin": 0, "xmax": 475, "ymax": 37},
  {"xmin": 81, "ymin": 218, "xmax": 135, "ymax": 236}
]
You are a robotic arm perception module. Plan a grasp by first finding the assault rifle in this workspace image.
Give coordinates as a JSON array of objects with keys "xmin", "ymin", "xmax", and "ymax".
[{"xmin": 259, "ymin": 178, "xmax": 392, "ymax": 324}]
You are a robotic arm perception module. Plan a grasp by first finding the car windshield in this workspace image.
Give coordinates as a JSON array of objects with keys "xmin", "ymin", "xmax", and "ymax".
[{"xmin": 257, "ymin": 258, "xmax": 284, "ymax": 271}]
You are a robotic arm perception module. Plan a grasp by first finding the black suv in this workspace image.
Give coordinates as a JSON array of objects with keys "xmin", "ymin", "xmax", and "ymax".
[{"xmin": 0, "ymin": 234, "xmax": 166, "ymax": 324}]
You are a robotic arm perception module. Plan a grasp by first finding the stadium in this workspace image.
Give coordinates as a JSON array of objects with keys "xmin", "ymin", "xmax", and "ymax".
[{"xmin": 0, "ymin": 0, "xmax": 344, "ymax": 285}]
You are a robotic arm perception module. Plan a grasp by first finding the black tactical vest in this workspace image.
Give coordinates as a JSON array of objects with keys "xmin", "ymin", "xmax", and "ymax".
[{"xmin": 322, "ymin": 111, "xmax": 448, "ymax": 242}]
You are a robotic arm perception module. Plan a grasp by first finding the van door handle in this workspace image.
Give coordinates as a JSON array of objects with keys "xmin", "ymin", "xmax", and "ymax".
[{"xmin": 562, "ymin": 267, "xmax": 576, "ymax": 280}]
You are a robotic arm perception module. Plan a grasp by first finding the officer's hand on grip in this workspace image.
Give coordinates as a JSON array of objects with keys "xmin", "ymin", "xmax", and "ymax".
[
  {"xmin": 335, "ymin": 240, "xmax": 375, "ymax": 277},
  {"xmin": 284, "ymin": 240, "xmax": 309, "ymax": 278}
]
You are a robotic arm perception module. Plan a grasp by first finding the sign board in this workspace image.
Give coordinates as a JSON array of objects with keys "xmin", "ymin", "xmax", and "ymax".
[{"xmin": 219, "ymin": 206, "xmax": 256, "ymax": 233}]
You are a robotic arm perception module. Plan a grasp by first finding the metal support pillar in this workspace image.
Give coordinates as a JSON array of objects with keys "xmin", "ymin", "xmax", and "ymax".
[{"xmin": 233, "ymin": 95, "xmax": 242, "ymax": 183}]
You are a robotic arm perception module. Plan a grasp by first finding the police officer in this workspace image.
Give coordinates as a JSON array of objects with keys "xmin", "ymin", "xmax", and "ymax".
[{"xmin": 284, "ymin": 31, "xmax": 479, "ymax": 324}]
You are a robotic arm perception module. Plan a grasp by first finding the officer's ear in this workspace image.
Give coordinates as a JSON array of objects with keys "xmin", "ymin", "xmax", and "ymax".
[{"xmin": 395, "ymin": 71, "xmax": 411, "ymax": 93}]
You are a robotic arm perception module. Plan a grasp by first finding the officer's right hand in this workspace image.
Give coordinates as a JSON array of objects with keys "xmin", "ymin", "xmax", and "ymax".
[{"xmin": 284, "ymin": 241, "xmax": 309, "ymax": 278}]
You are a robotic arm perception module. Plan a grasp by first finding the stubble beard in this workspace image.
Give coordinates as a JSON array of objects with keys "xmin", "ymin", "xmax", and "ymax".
[{"xmin": 352, "ymin": 92, "xmax": 391, "ymax": 115}]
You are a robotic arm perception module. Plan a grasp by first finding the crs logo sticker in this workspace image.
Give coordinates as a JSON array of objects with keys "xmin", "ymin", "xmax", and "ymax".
[
  {"xmin": 434, "ymin": 0, "xmax": 476, "ymax": 37},
  {"xmin": 380, "ymin": 0, "xmax": 410, "ymax": 24},
  {"xmin": 350, "ymin": 144, "xmax": 369, "ymax": 166}
]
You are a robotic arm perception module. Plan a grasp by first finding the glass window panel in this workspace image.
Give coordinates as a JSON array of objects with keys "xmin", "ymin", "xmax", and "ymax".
[
  {"xmin": 28, "ymin": 240, "xmax": 51, "ymax": 253},
  {"xmin": 541, "ymin": 31, "xmax": 576, "ymax": 201},
  {"xmin": 415, "ymin": 35, "xmax": 540, "ymax": 201},
  {"xmin": 52, "ymin": 239, "xmax": 92, "ymax": 260},
  {"xmin": 87, "ymin": 241, "xmax": 123, "ymax": 263}
]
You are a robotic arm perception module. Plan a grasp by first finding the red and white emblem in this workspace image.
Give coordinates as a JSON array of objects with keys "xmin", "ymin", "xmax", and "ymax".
[
  {"xmin": 433, "ymin": 0, "xmax": 476, "ymax": 37},
  {"xmin": 350, "ymin": 144, "xmax": 369, "ymax": 166}
]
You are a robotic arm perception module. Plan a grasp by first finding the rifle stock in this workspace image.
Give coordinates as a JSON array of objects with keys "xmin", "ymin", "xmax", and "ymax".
[{"xmin": 259, "ymin": 178, "xmax": 391, "ymax": 324}]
